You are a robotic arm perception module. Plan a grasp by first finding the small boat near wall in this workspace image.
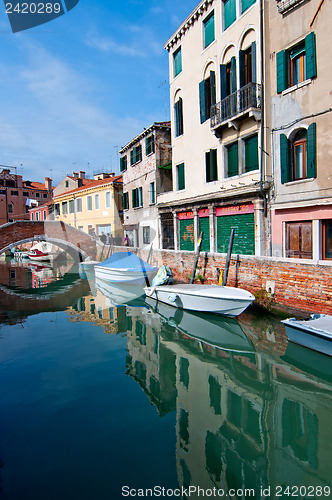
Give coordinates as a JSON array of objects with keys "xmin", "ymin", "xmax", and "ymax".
[
  {"xmin": 144, "ymin": 283, "xmax": 255, "ymax": 317},
  {"xmin": 95, "ymin": 251, "xmax": 158, "ymax": 286},
  {"xmin": 282, "ymin": 314, "xmax": 332, "ymax": 356}
]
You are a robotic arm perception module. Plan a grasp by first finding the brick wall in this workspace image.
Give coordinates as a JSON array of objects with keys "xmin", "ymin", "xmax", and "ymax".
[{"xmin": 109, "ymin": 246, "xmax": 332, "ymax": 315}]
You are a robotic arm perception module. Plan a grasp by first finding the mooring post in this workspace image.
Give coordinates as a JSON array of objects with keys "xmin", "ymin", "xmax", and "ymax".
[{"xmin": 222, "ymin": 228, "xmax": 235, "ymax": 286}]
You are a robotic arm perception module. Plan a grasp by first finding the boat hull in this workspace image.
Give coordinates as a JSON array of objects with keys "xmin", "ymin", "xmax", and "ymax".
[
  {"xmin": 144, "ymin": 284, "xmax": 254, "ymax": 317},
  {"xmin": 282, "ymin": 314, "xmax": 332, "ymax": 356}
]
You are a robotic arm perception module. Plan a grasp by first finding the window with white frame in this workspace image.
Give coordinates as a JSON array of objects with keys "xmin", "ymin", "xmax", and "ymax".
[
  {"xmin": 95, "ymin": 194, "xmax": 100, "ymax": 210},
  {"xmin": 87, "ymin": 196, "xmax": 92, "ymax": 211},
  {"xmin": 76, "ymin": 198, "xmax": 82, "ymax": 212},
  {"xmin": 105, "ymin": 191, "xmax": 111, "ymax": 208}
]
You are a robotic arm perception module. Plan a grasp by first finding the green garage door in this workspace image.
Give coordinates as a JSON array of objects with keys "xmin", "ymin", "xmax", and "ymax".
[
  {"xmin": 179, "ymin": 219, "xmax": 195, "ymax": 251},
  {"xmin": 217, "ymin": 213, "xmax": 255, "ymax": 255},
  {"xmin": 199, "ymin": 217, "xmax": 210, "ymax": 252}
]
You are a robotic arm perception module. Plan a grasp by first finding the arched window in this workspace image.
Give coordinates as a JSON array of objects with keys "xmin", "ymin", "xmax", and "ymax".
[{"xmin": 280, "ymin": 124, "xmax": 316, "ymax": 183}]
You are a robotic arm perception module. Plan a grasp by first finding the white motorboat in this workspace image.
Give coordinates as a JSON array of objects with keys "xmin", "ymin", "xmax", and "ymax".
[
  {"xmin": 28, "ymin": 242, "xmax": 57, "ymax": 262},
  {"xmin": 144, "ymin": 283, "xmax": 255, "ymax": 317},
  {"xmin": 282, "ymin": 314, "xmax": 332, "ymax": 356},
  {"xmin": 79, "ymin": 259, "xmax": 99, "ymax": 272},
  {"xmin": 95, "ymin": 251, "xmax": 158, "ymax": 286}
]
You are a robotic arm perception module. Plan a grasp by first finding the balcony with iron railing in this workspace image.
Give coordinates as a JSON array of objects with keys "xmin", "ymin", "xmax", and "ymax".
[{"xmin": 210, "ymin": 83, "xmax": 261, "ymax": 133}]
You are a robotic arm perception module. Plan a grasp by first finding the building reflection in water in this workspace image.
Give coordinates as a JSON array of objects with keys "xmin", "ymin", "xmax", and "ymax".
[{"xmin": 123, "ymin": 301, "xmax": 332, "ymax": 498}]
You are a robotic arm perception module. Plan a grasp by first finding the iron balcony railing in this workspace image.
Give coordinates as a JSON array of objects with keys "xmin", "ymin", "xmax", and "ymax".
[{"xmin": 210, "ymin": 82, "xmax": 261, "ymax": 129}]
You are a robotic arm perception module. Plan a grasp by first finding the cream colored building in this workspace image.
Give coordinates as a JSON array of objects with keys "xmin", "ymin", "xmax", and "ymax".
[
  {"xmin": 267, "ymin": 0, "xmax": 332, "ymax": 261},
  {"xmin": 159, "ymin": 0, "xmax": 270, "ymax": 256},
  {"xmin": 53, "ymin": 173, "xmax": 123, "ymax": 239}
]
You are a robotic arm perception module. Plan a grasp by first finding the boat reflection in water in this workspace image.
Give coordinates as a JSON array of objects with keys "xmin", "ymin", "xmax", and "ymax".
[
  {"xmin": 123, "ymin": 300, "xmax": 332, "ymax": 498},
  {"xmin": 95, "ymin": 277, "xmax": 146, "ymax": 307}
]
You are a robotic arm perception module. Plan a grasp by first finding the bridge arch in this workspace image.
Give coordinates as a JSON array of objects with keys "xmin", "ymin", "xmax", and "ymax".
[{"xmin": 0, "ymin": 221, "xmax": 97, "ymax": 260}]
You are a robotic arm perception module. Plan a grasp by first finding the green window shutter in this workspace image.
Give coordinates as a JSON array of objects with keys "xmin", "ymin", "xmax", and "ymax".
[
  {"xmin": 132, "ymin": 189, "xmax": 135, "ymax": 208},
  {"xmin": 205, "ymin": 151, "xmax": 211, "ymax": 182},
  {"xmin": 145, "ymin": 137, "xmax": 149, "ymax": 155},
  {"xmin": 177, "ymin": 163, "xmax": 185, "ymax": 190},
  {"xmin": 210, "ymin": 149, "xmax": 218, "ymax": 181},
  {"xmin": 175, "ymin": 98, "xmax": 183, "ymax": 137},
  {"xmin": 130, "ymin": 149, "xmax": 134, "ymax": 165},
  {"xmin": 199, "ymin": 217, "xmax": 210, "ymax": 252},
  {"xmin": 179, "ymin": 219, "xmax": 194, "ymax": 251},
  {"xmin": 199, "ymin": 80, "xmax": 207, "ymax": 123},
  {"xmin": 120, "ymin": 156, "xmax": 127, "ymax": 172},
  {"xmin": 245, "ymin": 135, "xmax": 259, "ymax": 172},
  {"xmin": 276, "ymin": 50, "xmax": 288, "ymax": 93},
  {"xmin": 231, "ymin": 56, "xmax": 237, "ymax": 93},
  {"xmin": 174, "ymin": 47, "xmax": 182, "ymax": 77},
  {"xmin": 210, "ymin": 71, "xmax": 216, "ymax": 106},
  {"xmin": 227, "ymin": 142, "xmax": 239, "ymax": 177},
  {"xmin": 305, "ymin": 32, "xmax": 317, "ymax": 80},
  {"xmin": 239, "ymin": 50, "xmax": 246, "ymax": 88},
  {"xmin": 280, "ymin": 134, "xmax": 291, "ymax": 183},
  {"xmin": 204, "ymin": 12, "xmax": 215, "ymax": 48},
  {"xmin": 251, "ymin": 41, "xmax": 257, "ymax": 83},
  {"xmin": 307, "ymin": 123, "xmax": 317, "ymax": 178},
  {"xmin": 241, "ymin": 0, "xmax": 255, "ymax": 13},
  {"xmin": 224, "ymin": 0, "xmax": 236, "ymax": 30},
  {"xmin": 220, "ymin": 64, "xmax": 227, "ymax": 100}
]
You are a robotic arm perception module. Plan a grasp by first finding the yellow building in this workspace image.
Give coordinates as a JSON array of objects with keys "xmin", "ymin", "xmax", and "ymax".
[{"xmin": 53, "ymin": 173, "xmax": 123, "ymax": 239}]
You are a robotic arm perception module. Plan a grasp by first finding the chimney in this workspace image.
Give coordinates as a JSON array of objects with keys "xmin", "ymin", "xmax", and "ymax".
[
  {"xmin": 79, "ymin": 171, "xmax": 86, "ymax": 179},
  {"xmin": 109, "ymin": 172, "xmax": 115, "ymax": 177},
  {"xmin": 45, "ymin": 177, "xmax": 52, "ymax": 192}
]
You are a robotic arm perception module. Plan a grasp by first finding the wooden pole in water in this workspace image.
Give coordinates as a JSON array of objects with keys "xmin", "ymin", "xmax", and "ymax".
[
  {"xmin": 222, "ymin": 228, "xmax": 235, "ymax": 286},
  {"xmin": 190, "ymin": 232, "xmax": 203, "ymax": 284}
]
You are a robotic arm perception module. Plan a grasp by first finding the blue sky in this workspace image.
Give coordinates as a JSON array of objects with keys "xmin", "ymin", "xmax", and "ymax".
[{"xmin": 0, "ymin": 0, "xmax": 198, "ymax": 185}]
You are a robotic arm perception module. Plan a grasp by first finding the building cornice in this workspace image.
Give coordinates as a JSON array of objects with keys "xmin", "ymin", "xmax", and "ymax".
[
  {"xmin": 164, "ymin": 0, "xmax": 214, "ymax": 51},
  {"xmin": 119, "ymin": 122, "xmax": 171, "ymax": 154}
]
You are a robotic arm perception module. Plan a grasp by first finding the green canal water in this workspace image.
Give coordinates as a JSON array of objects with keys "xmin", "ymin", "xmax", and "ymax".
[{"xmin": 0, "ymin": 260, "xmax": 331, "ymax": 500}]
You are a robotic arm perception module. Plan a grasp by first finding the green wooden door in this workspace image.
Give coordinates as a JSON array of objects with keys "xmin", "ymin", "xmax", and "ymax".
[
  {"xmin": 199, "ymin": 217, "xmax": 210, "ymax": 252},
  {"xmin": 217, "ymin": 213, "xmax": 255, "ymax": 255},
  {"xmin": 179, "ymin": 219, "xmax": 195, "ymax": 251}
]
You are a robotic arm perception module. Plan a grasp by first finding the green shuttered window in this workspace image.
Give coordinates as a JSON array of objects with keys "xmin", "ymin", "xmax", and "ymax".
[
  {"xmin": 204, "ymin": 11, "xmax": 215, "ymax": 48},
  {"xmin": 199, "ymin": 71, "xmax": 216, "ymax": 123},
  {"xmin": 174, "ymin": 98, "xmax": 184, "ymax": 137},
  {"xmin": 173, "ymin": 47, "xmax": 182, "ymax": 77},
  {"xmin": 177, "ymin": 163, "xmax": 185, "ymax": 191},
  {"xmin": 280, "ymin": 123, "xmax": 316, "ymax": 183},
  {"xmin": 145, "ymin": 135, "xmax": 155, "ymax": 155},
  {"xmin": 130, "ymin": 145, "xmax": 142, "ymax": 165},
  {"xmin": 205, "ymin": 149, "xmax": 218, "ymax": 182},
  {"xmin": 224, "ymin": 0, "xmax": 236, "ymax": 30},
  {"xmin": 120, "ymin": 155, "xmax": 127, "ymax": 172},
  {"xmin": 227, "ymin": 142, "xmax": 239, "ymax": 177},
  {"xmin": 245, "ymin": 135, "xmax": 259, "ymax": 172},
  {"xmin": 276, "ymin": 32, "xmax": 316, "ymax": 93}
]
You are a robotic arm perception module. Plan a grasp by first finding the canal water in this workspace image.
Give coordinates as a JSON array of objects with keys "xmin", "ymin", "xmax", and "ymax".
[{"xmin": 0, "ymin": 259, "xmax": 331, "ymax": 500}]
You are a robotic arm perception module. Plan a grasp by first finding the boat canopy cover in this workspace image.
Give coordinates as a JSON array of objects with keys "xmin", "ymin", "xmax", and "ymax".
[{"xmin": 96, "ymin": 251, "xmax": 157, "ymax": 272}]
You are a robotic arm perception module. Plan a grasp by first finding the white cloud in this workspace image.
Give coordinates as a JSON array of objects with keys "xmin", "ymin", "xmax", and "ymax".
[{"xmin": 0, "ymin": 41, "xmax": 147, "ymax": 184}]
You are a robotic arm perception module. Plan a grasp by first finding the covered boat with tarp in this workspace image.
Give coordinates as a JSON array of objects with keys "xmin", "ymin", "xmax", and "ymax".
[{"xmin": 95, "ymin": 251, "xmax": 158, "ymax": 286}]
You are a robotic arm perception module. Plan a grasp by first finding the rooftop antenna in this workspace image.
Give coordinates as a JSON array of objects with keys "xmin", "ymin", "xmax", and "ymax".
[{"xmin": 158, "ymin": 80, "xmax": 168, "ymax": 121}]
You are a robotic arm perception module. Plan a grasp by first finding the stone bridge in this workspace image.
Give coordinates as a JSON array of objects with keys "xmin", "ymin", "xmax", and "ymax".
[{"xmin": 0, "ymin": 221, "xmax": 96, "ymax": 260}]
